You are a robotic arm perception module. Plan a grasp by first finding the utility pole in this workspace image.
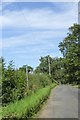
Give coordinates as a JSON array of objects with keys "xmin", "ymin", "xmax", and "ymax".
[
  {"xmin": 48, "ymin": 56, "xmax": 51, "ymax": 76},
  {"xmin": 26, "ymin": 65, "xmax": 28, "ymax": 89}
]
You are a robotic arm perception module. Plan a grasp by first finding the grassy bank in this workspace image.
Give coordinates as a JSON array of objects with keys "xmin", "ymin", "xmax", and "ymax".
[
  {"xmin": 2, "ymin": 83, "xmax": 56, "ymax": 119},
  {"xmin": 71, "ymin": 84, "xmax": 80, "ymax": 88}
]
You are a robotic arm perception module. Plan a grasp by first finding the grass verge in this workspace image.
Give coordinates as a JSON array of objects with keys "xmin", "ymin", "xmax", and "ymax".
[
  {"xmin": 71, "ymin": 84, "xmax": 80, "ymax": 88},
  {"xmin": 2, "ymin": 83, "xmax": 56, "ymax": 119}
]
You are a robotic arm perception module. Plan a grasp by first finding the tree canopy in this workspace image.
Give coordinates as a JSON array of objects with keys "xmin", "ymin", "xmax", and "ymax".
[{"xmin": 58, "ymin": 24, "xmax": 80, "ymax": 84}]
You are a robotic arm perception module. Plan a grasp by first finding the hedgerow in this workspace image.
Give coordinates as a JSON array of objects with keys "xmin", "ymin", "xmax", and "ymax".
[{"xmin": 2, "ymin": 83, "xmax": 56, "ymax": 119}]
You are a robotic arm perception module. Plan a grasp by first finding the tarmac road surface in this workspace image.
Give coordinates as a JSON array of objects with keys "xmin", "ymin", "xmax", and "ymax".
[{"xmin": 39, "ymin": 85, "xmax": 79, "ymax": 118}]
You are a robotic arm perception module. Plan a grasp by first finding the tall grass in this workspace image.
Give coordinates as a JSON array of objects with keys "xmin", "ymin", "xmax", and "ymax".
[{"xmin": 2, "ymin": 83, "xmax": 56, "ymax": 119}]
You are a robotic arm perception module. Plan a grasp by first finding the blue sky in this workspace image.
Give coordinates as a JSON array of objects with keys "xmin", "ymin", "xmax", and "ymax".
[{"xmin": 0, "ymin": 2, "xmax": 78, "ymax": 68}]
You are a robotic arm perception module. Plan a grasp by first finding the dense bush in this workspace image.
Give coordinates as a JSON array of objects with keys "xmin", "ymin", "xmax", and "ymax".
[
  {"xmin": 2, "ymin": 83, "xmax": 56, "ymax": 119},
  {"xmin": 2, "ymin": 72, "xmax": 51, "ymax": 106},
  {"xmin": 1, "ymin": 57, "xmax": 52, "ymax": 106},
  {"xmin": 28, "ymin": 73, "xmax": 51, "ymax": 91}
]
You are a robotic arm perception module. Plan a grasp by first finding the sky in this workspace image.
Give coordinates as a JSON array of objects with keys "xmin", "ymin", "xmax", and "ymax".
[{"xmin": 0, "ymin": 1, "xmax": 78, "ymax": 69}]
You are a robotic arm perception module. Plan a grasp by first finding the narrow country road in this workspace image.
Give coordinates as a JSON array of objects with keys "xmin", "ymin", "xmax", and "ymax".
[{"xmin": 38, "ymin": 85, "xmax": 79, "ymax": 118}]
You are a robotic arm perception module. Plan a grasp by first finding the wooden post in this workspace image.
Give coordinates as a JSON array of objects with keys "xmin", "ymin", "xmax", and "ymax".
[{"xmin": 48, "ymin": 56, "xmax": 51, "ymax": 76}]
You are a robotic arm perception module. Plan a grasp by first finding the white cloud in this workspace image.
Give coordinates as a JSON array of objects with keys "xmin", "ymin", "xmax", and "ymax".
[
  {"xmin": 0, "ymin": 2, "xmax": 78, "ymax": 67},
  {"xmin": 2, "ymin": 30, "xmax": 66, "ymax": 49},
  {"xmin": 1, "ymin": 2, "xmax": 78, "ymax": 30},
  {"xmin": 1, "ymin": 29, "xmax": 65, "ymax": 67}
]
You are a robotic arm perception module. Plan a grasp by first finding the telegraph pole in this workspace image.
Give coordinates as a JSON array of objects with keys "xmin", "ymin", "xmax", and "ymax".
[
  {"xmin": 26, "ymin": 65, "xmax": 28, "ymax": 89},
  {"xmin": 48, "ymin": 56, "xmax": 51, "ymax": 76}
]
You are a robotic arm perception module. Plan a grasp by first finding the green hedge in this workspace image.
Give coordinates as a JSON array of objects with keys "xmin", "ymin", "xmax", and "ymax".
[
  {"xmin": 2, "ymin": 72, "xmax": 52, "ymax": 105},
  {"xmin": 2, "ymin": 83, "xmax": 56, "ymax": 119}
]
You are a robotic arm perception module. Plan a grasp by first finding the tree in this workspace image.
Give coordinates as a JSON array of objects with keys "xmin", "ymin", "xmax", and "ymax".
[
  {"xmin": 2, "ymin": 60, "xmax": 16, "ymax": 105},
  {"xmin": 0, "ymin": 57, "xmax": 6, "ymax": 82},
  {"xmin": 51, "ymin": 57, "xmax": 64, "ymax": 82},
  {"xmin": 35, "ymin": 55, "xmax": 53, "ymax": 74},
  {"xmin": 58, "ymin": 24, "xmax": 80, "ymax": 84},
  {"xmin": 35, "ymin": 56, "xmax": 65, "ymax": 83},
  {"xmin": 19, "ymin": 65, "xmax": 33, "ymax": 73}
]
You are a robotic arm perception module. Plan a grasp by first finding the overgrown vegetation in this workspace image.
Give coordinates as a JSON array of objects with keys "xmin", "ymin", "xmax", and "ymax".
[
  {"xmin": 2, "ymin": 84, "xmax": 56, "ymax": 119},
  {"xmin": 0, "ymin": 59, "xmax": 55, "ymax": 118},
  {"xmin": 0, "ymin": 58, "xmax": 52, "ymax": 106},
  {"xmin": 58, "ymin": 24, "xmax": 80, "ymax": 84}
]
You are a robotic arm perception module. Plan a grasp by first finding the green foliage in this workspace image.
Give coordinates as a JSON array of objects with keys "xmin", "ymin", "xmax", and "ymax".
[
  {"xmin": 2, "ymin": 60, "xmax": 16, "ymax": 105},
  {"xmin": 58, "ymin": 24, "xmax": 80, "ymax": 84},
  {"xmin": 35, "ymin": 55, "xmax": 53, "ymax": 74},
  {"xmin": 2, "ymin": 84, "xmax": 56, "ymax": 119},
  {"xmin": 78, "ymin": 85, "xmax": 80, "ymax": 88},
  {"xmin": 19, "ymin": 65, "xmax": 33, "ymax": 73},
  {"xmin": 28, "ymin": 73, "xmax": 52, "ymax": 95},
  {"xmin": 50, "ymin": 57, "xmax": 64, "ymax": 82},
  {"xmin": 12, "ymin": 69, "xmax": 27, "ymax": 100},
  {"xmin": 1, "ymin": 58, "xmax": 52, "ymax": 106},
  {"xmin": 0, "ymin": 57, "xmax": 2, "ymax": 80},
  {"xmin": 35, "ymin": 56, "xmax": 64, "ymax": 83}
]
